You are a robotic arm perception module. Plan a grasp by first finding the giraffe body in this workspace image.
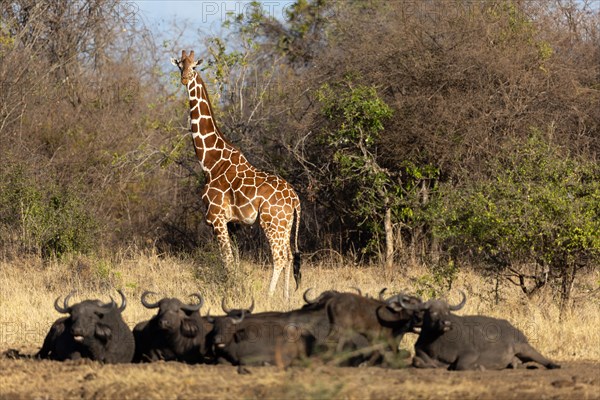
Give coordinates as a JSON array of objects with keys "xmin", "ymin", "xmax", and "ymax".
[{"xmin": 172, "ymin": 50, "xmax": 301, "ymax": 298}]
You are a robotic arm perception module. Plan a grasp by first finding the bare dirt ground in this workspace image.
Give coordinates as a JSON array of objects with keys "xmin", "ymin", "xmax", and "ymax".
[{"xmin": 1, "ymin": 349, "xmax": 598, "ymax": 400}]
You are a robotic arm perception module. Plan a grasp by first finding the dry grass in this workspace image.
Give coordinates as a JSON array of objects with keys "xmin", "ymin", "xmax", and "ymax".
[{"xmin": 1, "ymin": 250, "xmax": 598, "ymax": 361}]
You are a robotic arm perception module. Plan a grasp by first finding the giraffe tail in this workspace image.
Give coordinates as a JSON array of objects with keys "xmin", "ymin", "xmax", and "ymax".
[
  {"xmin": 293, "ymin": 253, "xmax": 301, "ymax": 291},
  {"xmin": 292, "ymin": 202, "xmax": 301, "ymax": 291}
]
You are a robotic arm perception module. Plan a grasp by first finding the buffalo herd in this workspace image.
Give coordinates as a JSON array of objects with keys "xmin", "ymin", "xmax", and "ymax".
[{"xmin": 35, "ymin": 288, "xmax": 560, "ymax": 372}]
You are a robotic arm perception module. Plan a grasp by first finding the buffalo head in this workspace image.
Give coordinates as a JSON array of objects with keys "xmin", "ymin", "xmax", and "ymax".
[
  {"xmin": 54, "ymin": 290, "xmax": 127, "ymax": 343},
  {"xmin": 207, "ymin": 299, "xmax": 253, "ymax": 348},
  {"xmin": 141, "ymin": 292, "xmax": 204, "ymax": 337},
  {"xmin": 374, "ymin": 292, "xmax": 424, "ymax": 334},
  {"xmin": 401, "ymin": 291, "xmax": 466, "ymax": 333}
]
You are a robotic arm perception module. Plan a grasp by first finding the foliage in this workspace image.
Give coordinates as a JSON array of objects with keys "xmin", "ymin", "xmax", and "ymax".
[
  {"xmin": 0, "ymin": 165, "xmax": 98, "ymax": 258},
  {"xmin": 317, "ymin": 82, "xmax": 392, "ymax": 146},
  {"xmin": 316, "ymin": 80, "xmax": 392, "ymax": 252},
  {"xmin": 412, "ymin": 260, "xmax": 459, "ymax": 299},
  {"xmin": 224, "ymin": 0, "xmax": 330, "ymax": 66},
  {"xmin": 430, "ymin": 129, "xmax": 600, "ymax": 304},
  {"xmin": 316, "ymin": 80, "xmax": 438, "ymax": 254},
  {"xmin": 0, "ymin": 0, "xmax": 598, "ymax": 284}
]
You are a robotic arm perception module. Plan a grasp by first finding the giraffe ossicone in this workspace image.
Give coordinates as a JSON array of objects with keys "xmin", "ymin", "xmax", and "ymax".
[{"xmin": 172, "ymin": 50, "xmax": 301, "ymax": 299}]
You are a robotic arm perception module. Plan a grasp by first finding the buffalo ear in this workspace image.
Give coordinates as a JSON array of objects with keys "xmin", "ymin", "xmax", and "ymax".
[
  {"xmin": 95, "ymin": 323, "xmax": 112, "ymax": 342},
  {"xmin": 180, "ymin": 318, "xmax": 199, "ymax": 337},
  {"xmin": 233, "ymin": 329, "xmax": 248, "ymax": 343}
]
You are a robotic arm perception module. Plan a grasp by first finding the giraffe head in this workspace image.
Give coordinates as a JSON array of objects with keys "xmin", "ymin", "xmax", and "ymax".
[{"xmin": 171, "ymin": 50, "xmax": 202, "ymax": 86}]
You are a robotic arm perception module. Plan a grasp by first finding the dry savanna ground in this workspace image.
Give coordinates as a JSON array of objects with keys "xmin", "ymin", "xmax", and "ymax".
[{"xmin": 1, "ymin": 251, "xmax": 599, "ymax": 399}]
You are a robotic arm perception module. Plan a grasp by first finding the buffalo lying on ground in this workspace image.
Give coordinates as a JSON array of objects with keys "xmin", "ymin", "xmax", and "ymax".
[
  {"xmin": 209, "ymin": 296, "xmax": 328, "ymax": 371},
  {"xmin": 209, "ymin": 288, "xmax": 420, "ymax": 371},
  {"xmin": 133, "ymin": 292, "xmax": 213, "ymax": 363},
  {"xmin": 36, "ymin": 290, "xmax": 134, "ymax": 363},
  {"xmin": 402, "ymin": 292, "xmax": 561, "ymax": 371},
  {"xmin": 211, "ymin": 313, "xmax": 313, "ymax": 372},
  {"xmin": 322, "ymin": 288, "xmax": 421, "ymax": 366}
]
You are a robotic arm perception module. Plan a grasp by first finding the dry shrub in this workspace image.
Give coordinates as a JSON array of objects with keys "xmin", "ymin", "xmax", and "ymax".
[{"xmin": 1, "ymin": 253, "xmax": 598, "ymax": 361}]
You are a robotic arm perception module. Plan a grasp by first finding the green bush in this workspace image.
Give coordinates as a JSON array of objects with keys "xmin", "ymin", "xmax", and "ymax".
[
  {"xmin": 412, "ymin": 260, "xmax": 459, "ymax": 299},
  {"xmin": 316, "ymin": 80, "xmax": 438, "ymax": 257},
  {"xmin": 0, "ymin": 165, "xmax": 98, "ymax": 258},
  {"xmin": 430, "ymin": 129, "xmax": 600, "ymax": 308}
]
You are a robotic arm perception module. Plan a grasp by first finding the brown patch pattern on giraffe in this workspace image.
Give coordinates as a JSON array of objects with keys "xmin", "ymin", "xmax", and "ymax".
[{"xmin": 171, "ymin": 50, "xmax": 301, "ymax": 299}]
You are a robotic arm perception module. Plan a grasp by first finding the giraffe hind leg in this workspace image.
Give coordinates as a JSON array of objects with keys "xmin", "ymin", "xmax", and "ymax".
[
  {"xmin": 269, "ymin": 241, "xmax": 291, "ymax": 299},
  {"xmin": 260, "ymin": 214, "xmax": 278, "ymax": 296},
  {"xmin": 283, "ymin": 261, "xmax": 290, "ymax": 299},
  {"xmin": 211, "ymin": 219, "xmax": 235, "ymax": 271},
  {"xmin": 268, "ymin": 266, "xmax": 283, "ymax": 297}
]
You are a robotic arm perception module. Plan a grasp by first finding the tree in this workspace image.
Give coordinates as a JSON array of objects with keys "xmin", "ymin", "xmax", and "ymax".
[
  {"xmin": 431, "ymin": 129, "xmax": 600, "ymax": 311},
  {"xmin": 316, "ymin": 79, "xmax": 438, "ymax": 271}
]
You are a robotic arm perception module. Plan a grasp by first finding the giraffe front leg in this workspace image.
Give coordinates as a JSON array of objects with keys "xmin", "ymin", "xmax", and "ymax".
[{"xmin": 284, "ymin": 262, "xmax": 290, "ymax": 300}]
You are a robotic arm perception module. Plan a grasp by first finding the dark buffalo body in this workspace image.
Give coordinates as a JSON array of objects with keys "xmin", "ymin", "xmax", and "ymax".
[
  {"xmin": 209, "ymin": 292, "xmax": 335, "ymax": 368},
  {"xmin": 133, "ymin": 292, "xmax": 212, "ymax": 363},
  {"xmin": 36, "ymin": 291, "xmax": 134, "ymax": 363},
  {"xmin": 210, "ymin": 310, "xmax": 314, "ymax": 368},
  {"xmin": 210, "ymin": 288, "xmax": 420, "ymax": 368},
  {"xmin": 405, "ymin": 294, "xmax": 561, "ymax": 371},
  {"xmin": 323, "ymin": 289, "xmax": 420, "ymax": 365}
]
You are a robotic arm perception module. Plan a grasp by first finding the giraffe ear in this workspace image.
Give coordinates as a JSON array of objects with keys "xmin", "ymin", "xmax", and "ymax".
[
  {"xmin": 170, "ymin": 57, "xmax": 181, "ymax": 67},
  {"xmin": 191, "ymin": 59, "xmax": 202, "ymax": 69}
]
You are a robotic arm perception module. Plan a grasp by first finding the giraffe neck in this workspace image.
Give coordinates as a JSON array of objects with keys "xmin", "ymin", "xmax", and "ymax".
[{"xmin": 186, "ymin": 72, "xmax": 248, "ymax": 179}]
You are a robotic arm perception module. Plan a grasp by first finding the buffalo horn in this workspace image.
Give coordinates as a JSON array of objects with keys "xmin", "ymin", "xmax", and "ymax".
[
  {"xmin": 53, "ymin": 297, "xmax": 67, "ymax": 313},
  {"xmin": 205, "ymin": 309, "xmax": 215, "ymax": 323},
  {"xmin": 141, "ymin": 291, "xmax": 160, "ymax": 309},
  {"xmin": 230, "ymin": 310, "xmax": 245, "ymax": 325},
  {"xmin": 448, "ymin": 290, "xmax": 467, "ymax": 311},
  {"xmin": 247, "ymin": 298, "xmax": 255, "ymax": 313},
  {"xmin": 349, "ymin": 287, "xmax": 362, "ymax": 296},
  {"xmin": 54, "ymin": 291, "xmax": 75, "ymax": 314},
  {"xmin": 399, "ymin": 296, "xmax": 422, "ymax": 311},
  {"xmin": 103, "ymin": 295, "xmax": 117, "ymax": 311},
  {"xmin": 221, "ymin": 298, "xmax": 232, "ymax": 314},
  {"xmin": 115, "ymin": 289, "xmax": 127, "ymax": 311},
  {"xmin": 303, "ymin": 288, "xmax": 316, "ymax": 304},
  {"xmin": 378, "ymin": 288, "xmax": 388, "ymax": 301},
  {"xmin": 182, "ymin": 293, "xmax": 204, "ymax": 312},
  {"xmin": 104, "ymin": 291, "xmax": 125, "ymax": 309}
]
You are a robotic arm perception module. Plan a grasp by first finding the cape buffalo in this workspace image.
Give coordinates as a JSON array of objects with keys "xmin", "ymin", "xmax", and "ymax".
[
  {"xmin": 402, "ymin": 292, "xmax": 561, "ymax": 371},
  {"xmin": 210, "ymin": 311, "xmax": 313, "ymax": 372},
  {"xmin": 133, "ymin": 291, "xmax": 213, "ymax": 363},
  {"xmin": 36, "ymin": 290, "xmax": 134, "ymax": 363},
  {"xmin": 208, "ymin": 297, "xmax": 327, "ymax": 371},
  {"xmin": 323, "ymin": 289, "xmax": 421, "ymax": 366}
]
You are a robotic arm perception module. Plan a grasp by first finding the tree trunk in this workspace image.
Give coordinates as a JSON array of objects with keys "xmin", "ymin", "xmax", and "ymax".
[
  {"xmin": 384, "ymin": 207, "xmax": 393, "ymax": 276},
  {"xmin": 430, "ymin": 234, "xmax": 440, "ymax": 264},
  {"xmin": 559, "ymin": 262, "xmax": 576, "ymax": 319}
]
